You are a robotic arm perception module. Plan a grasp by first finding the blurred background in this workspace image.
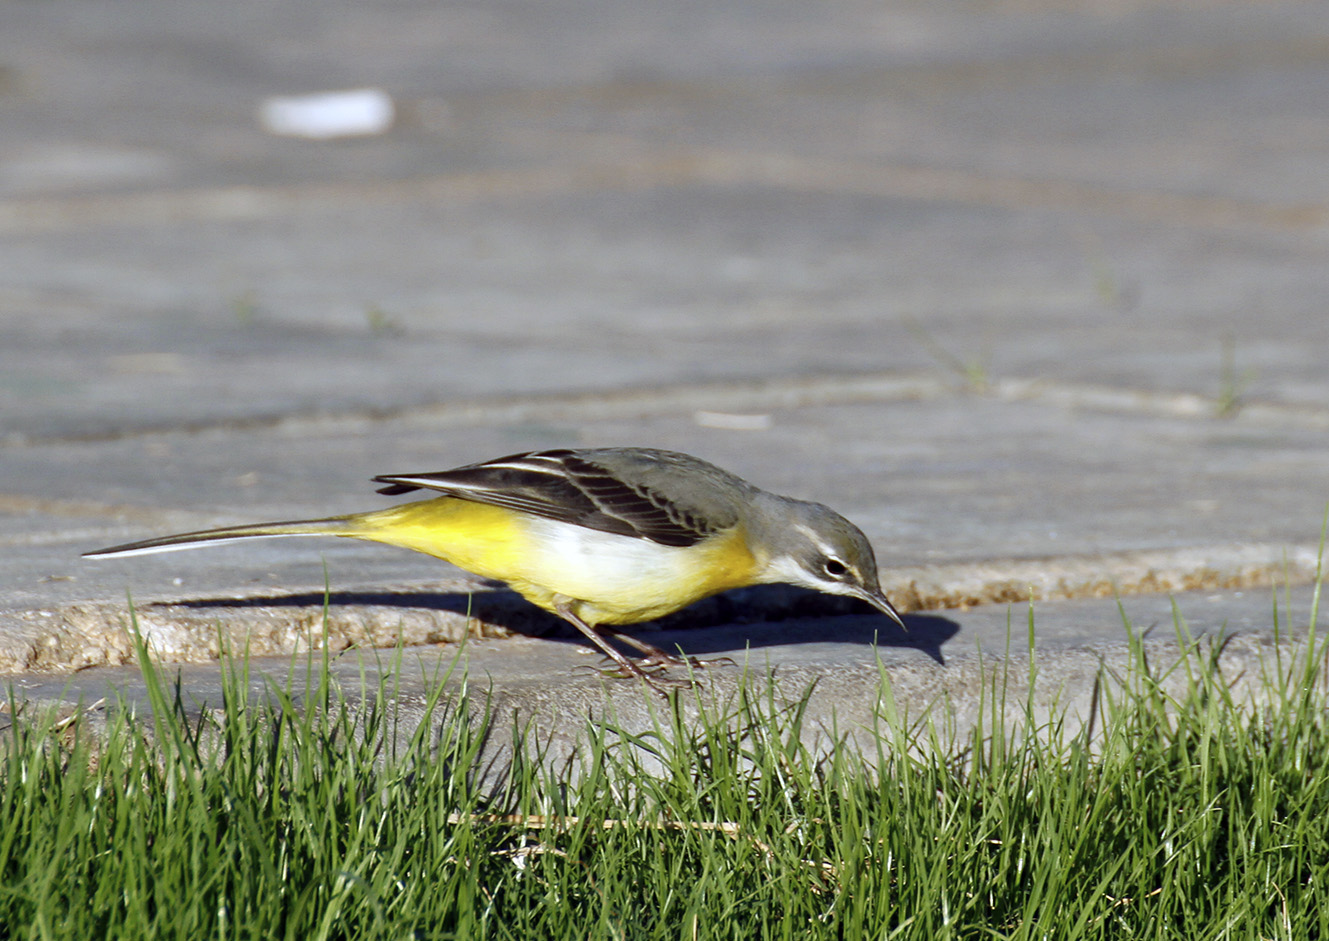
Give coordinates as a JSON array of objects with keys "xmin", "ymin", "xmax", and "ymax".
[{"xmin": 3, "ymin": 0, "xmax": 1328, "ymax": 626}]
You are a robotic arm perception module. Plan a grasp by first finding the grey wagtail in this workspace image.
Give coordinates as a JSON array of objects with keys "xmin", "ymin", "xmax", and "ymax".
[{"xmin": 84, "ymin": 447, "xmax": 905, "ymax": 686}]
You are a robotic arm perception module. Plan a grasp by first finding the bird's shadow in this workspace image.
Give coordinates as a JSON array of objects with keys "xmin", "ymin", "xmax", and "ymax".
[{"xmin": 171, "ymin": 583, "xmax": 959, "ymax": 665}]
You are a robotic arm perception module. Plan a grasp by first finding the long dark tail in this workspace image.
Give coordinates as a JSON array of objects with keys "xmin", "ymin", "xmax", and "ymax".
[{"xmin": 83, "ymin": 516, "xmax": 360, "ymax": 559}]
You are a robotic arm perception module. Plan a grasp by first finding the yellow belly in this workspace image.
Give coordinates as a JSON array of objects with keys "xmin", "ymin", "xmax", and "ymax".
[{"xmin": 346, "ymin": 497, "xmax": 759, "ymax": 626}]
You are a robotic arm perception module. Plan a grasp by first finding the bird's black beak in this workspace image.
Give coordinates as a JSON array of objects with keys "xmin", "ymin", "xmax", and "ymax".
[{"xmin": 856, "ymin": 586, "xmax": 908, "ymax": 631}]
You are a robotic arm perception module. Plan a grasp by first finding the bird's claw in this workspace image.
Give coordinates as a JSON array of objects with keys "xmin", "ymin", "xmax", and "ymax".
[{"xmin": 632, "ymin": 652, "xmax": 738, "ymax": 672}]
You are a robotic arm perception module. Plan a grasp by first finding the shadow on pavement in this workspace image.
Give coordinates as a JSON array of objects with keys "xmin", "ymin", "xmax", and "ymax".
[{"xmin": 165, "ymin": 583, "xmax": 960, "ymax": 665}]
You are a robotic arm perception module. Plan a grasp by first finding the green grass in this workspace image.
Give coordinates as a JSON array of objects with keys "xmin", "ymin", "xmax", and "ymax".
[{"xmin": 1, "ymin": 600, "xmax": 1327, "ymax": 940}]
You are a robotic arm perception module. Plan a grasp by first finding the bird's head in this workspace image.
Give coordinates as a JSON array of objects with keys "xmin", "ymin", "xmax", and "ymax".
[{"xmin": 752, "ymin": 495, "xmax": 906, "ymax": 629}]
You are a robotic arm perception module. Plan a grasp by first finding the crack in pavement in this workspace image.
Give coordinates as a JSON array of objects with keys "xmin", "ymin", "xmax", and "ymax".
[
  {"xmin": 5, "ymin": 372, "xmax": 1329, "ymax": 452},
  {"xmin": 1, "ymin": 147, "xmax": 1324, "ymax": 237}
]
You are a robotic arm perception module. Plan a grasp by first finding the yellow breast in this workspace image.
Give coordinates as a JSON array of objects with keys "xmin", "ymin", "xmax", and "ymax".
[{"xmin": 345, "ymin": 497, "xmax": 759, "ymax": 626}]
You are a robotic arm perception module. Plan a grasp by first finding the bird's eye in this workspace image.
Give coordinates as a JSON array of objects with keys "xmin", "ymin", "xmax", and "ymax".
[{"xmin": 823, "ymin": 558, "xmax": 849, "ymax": 578}]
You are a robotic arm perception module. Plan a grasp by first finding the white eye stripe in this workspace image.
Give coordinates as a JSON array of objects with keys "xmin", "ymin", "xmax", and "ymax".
[{"xmin": 791, "ymin": 523, "xmax": 843, "ymax": 561}]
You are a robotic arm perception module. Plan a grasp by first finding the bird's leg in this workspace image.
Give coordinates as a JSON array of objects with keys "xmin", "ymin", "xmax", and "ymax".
[
  {"xmin": 600, "ymin": 629, "xmax": 736, "ymax": 672},
  {"xmin": 554, "ymin": 603, "xmax": 692, "ymax": 691}
]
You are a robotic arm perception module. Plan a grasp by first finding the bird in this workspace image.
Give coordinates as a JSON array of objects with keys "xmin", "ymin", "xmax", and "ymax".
[{"xmin": 84, "ymin": 447, "xmax": 906, "ymax": 688}]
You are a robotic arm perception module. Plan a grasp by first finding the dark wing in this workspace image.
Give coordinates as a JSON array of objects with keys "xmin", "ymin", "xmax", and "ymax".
[{"xmin": 372, "ymin": 449, "xmax": 730, "ymax": 547}]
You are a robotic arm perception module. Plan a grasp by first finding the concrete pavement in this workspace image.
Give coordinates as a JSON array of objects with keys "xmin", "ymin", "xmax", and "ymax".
[{"xmin": 1, "ymin": 0, "xmax": 1327, "ymax": 739}]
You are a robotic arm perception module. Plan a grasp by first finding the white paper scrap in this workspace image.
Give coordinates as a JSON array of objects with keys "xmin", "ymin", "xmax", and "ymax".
[{"xmin": 258, "ymin": 88, "xmax": 395, "ymax": 139}]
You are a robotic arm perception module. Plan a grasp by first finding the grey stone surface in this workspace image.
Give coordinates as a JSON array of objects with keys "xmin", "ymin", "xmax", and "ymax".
[
  {"xmin": 0, "ymin": 0, "xmax": 1326, "ymax": 744},
  {"xmin": 4, "ymin": 1, "xmax": 1329, "ymax": 442},
  {"xmin": 3, "ymin": 393, "xmax": 1324, "ymax": 672},
  {"xmin": 5, "ymin": 587, "xmax": 1322, "ymax": 778}
]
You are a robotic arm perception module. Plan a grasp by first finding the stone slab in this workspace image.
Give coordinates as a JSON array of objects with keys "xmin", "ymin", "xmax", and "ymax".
[
  {"xmin": 0, "ymin": 0, "xmax": 1326, "ymax": 702},
  {"xmin": 3, "ymin": 0, "xmax": 1329, "ymax": 443},
  {"xmin": 3, "ymin": 184, "xmax": 1328, "ymax": 444},
  {"xmin": 4, "ymin": 1, "xmax": 1326, "ymax": 204},
  {"xmin": 3, "ymin": 393, "xmax": 1324, "ymax": 671},
  {"xmin": 3, "ymin": 587, "xmax": 1321, "ymax": 780}
]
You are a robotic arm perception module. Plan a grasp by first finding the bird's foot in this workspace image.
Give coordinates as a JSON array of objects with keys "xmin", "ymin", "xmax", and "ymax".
[
  {"xmin": 602, "ymin": 630, "xmax": 737, "ymax": 674},
  {"xmin": 572, "ymin": 659, "xmax": 697, "ymax": 691},
  {"xmin": 555, "ymin": 605, "xmax": 731, "ymax": 693},
  {"xmin": 573, "ymin": 648, "xmax": 736, "ymax": 693},
  {"xmin": 630, "ymin": 651, "xmax": 738, "ymax": 673}
]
